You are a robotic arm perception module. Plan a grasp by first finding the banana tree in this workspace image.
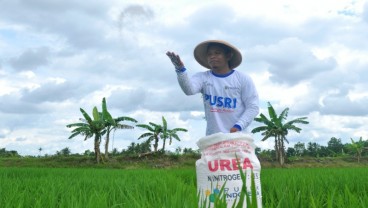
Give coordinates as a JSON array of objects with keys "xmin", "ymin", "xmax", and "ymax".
[
  {"xmin": 104, "ymin": 116, "xmax": 137, "ymax": 159},
  {"xmin": 251, "ymin": 102, "xmax": 309, "ymax": 166},
  {"xmin": 136, "ymin": 121, "xmax": 162, "ymax": 153},
  {"xmin": 160, "ymin": 116, "xmax": 187, "ymax": 152},
  {"xmin": 349, "ymin": 137, "xmax": 367, "ymax": 163},
  {"xmin": 67, "ymin": 98, "xmax": 115, "ymax": 163},
  {"xmin": 101, "ymin": 98, "xmax": 137, "ymax": 159}
]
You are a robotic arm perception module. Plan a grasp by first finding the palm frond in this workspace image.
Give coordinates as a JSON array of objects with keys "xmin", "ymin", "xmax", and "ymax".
[
  {"xmin": 102, "ymin": 97, "xmax": 109, "ymax": 118},
  {"xmin": 92, "ymin": 107, "xmax": 100, "ymax": 121},
  {"xmin": 80, "ymin": 108, "xmax": 93, "ymax": 124},
  {"xmin": 285, "ymin": 117, "xmax": 309, "ymax": 125},
  {"xmin": 68, "ymin": 132, "xmax": 82, "ymax": 139},
  {"xmin": 70, "ymin": 126, "xmax": 90, "ymax": 133},
  {"xmin": 170, "ymin": 134, "xmax": 181, "ymax": 141},
  {"xmin": 101, "ymin": 98, "xmax": 115, "ymax": 125},
  {"xmin": 267, "ymin": 102, "xmax": 278, "ymax": 122},
  {"xmin": 116, "ymin": 124, "xmax": 134, "ymax": 130},
  {"xmin": 66, "ymin": 123, "xmax": 87, "ymax": 128},
  {"xmin": 138, "ymin": 132, "xmax": 153, "ymax": 140},
  {"xmin": 162, "ymin": 116, "xmax": 167, "ymax": 132},
  {"xmin": 278, "ymin": 107, "xmax": 289, "ymax": 122},
  {"xmin": 251, "ymin": 126, "xmax": 269, "ymax": 134},
  {"xmin": 284, "ymin": 125, "xmax": 302, "ymax": 133},
  {"xmin": 254, "ymin": 113, "xmax": 274, "ymax": 126},
  {"xmin": 261, "ymin": 132, "xmax": 274, "ymax": 141},
  {"xmin": 115, "ymin": 116, "xmax": 138, "ymax": 123},
  {"xmin": 136, "ymin": 124, "xmax": 154, "ymax": 131},
  {"xmin": 170, "ymin": 128, "xmax": 188, "ymax": 132},
  {"xmin": 149, "ymin": 122, "xmax": 160, "ymax": 129}
]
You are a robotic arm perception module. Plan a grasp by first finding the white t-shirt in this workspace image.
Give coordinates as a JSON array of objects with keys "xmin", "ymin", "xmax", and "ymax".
[{"xmin": 177, "ymin": 69, "xmax": 259, "ymax": 135}]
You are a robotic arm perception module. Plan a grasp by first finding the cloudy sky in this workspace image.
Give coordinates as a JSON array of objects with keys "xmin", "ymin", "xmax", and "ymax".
[{"xmin": 1, "ymin": 0, "xmax": 368, "ymax": 156}]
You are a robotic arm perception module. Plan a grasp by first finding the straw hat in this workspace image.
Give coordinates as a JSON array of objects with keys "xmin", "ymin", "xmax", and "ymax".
[{"xmin": 193, "ymin": 40, "xmax": 242, "ymax": 69}]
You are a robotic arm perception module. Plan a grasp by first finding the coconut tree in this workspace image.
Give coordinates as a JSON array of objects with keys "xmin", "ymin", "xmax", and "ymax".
[
  {"xmin": 251, "ymin": 102, "xmax": 309, "ymax": 166},
  {"xmin": 67, "ymin": 98, "xmax": 115, "ymax": 163},
  {"xmin": 160, "ymin": 116, "xmax": 187, "ymax": 152}
]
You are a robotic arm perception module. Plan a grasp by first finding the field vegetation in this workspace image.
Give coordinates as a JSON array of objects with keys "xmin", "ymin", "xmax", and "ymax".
[
  {"xmin": 1, "ymin": 163, "xmax": 367, "ymax": 208},
  {"xmin": 2, "ymin": 99, "xmax": 368, "ymax": 207}
]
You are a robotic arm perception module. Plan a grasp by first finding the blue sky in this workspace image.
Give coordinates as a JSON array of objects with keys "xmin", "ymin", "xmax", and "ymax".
[{"xmin": 1, "ymin": 0, "xmax": 368, "ymax": 156}]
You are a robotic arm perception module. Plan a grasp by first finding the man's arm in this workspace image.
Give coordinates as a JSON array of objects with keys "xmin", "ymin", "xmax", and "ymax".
[
  {"xmin": 166, "ymin": 51, "xmax": 202, "ymax": 95},
  {"xmin": 233, "ymin": 75, "xmax": 260, "ymax": 132}
]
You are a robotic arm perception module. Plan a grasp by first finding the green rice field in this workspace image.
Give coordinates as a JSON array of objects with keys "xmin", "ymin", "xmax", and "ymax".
[{"xmin": 1, "ymin": 167, "xmax": 367, "ymax": 208}]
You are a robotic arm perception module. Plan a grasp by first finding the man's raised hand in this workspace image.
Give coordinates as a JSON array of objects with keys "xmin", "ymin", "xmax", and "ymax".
[{"xmin": 166, "ymin": 51, "xmax": 184, "ymax": 70}]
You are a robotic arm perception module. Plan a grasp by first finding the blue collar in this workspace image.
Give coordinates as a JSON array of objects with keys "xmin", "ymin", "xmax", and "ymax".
[{"xmin": 211, "ymin": 70, "xmax": 235, "ymax": 77}]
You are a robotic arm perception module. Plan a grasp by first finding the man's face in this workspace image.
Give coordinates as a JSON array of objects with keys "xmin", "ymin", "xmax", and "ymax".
[{"xmin": 206, "ymin": 45, "xmax": 231, "ymax": 71}]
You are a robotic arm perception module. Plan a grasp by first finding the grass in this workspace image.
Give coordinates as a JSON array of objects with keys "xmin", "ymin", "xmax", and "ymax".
[
  {"xmin": 1, "ymin": 166, "xmax": 368, "ymax": 208},
  {"xmin": 0, "ymin": 167, "xmax": 198, "ymax": 208},
  {"xmin": 261, "ymin": 167, "xmax": 368, "ymax": 207}
]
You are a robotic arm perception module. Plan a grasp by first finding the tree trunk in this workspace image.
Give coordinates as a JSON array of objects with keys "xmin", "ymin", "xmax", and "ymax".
[
  {"xmin": 278, "ymin": 136, "xmax": 286, "ymax": 167},
  {"xmin": 162, "ymin": 138, "xmax": 166, "ymax": 152},
  {"xmin": 104, "ymin": 129, "xmax": 111, "ymax": 160},
  {"xmin": 154, "ymin": 135, "xmax": 160, "ymax": 152},
  {"xmin": 94, "ymin": 135, "xmax": 101, "ymax": 164},
  {"xmin": 274, "ymin": 137, "xmax": 279, "ymax": 161},
  {"xmin": 275, "ymin": 135, "xmax": 286, "ymax": 167},
  {"xmin": 280, "ymin": 137, "xmax": 284, "ymax": 166}
]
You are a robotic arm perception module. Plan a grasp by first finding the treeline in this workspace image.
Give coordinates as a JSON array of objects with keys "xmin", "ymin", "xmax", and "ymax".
[
  {"xmin": 0, "ymin": 148, "xmax": 20, "ymax": 157},
  {"xmin": 0, "ymin": 142, "xmax": 200, "ymax": 159},
  {"xmin": 2, "ymin": 136, "xmax": 367, "ymax": 162},
  {"xmin": 257, "ymin": 136, "xmax": 368, "ymax": 163}
]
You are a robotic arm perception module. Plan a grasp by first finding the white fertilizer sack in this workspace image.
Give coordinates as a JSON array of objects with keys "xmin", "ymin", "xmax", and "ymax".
[{"xmin": 196, "ymin": 132, "xmax": 262, "ymax": 208}]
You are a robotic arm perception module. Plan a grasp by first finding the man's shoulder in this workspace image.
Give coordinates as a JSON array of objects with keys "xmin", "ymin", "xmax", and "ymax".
[
  {"xmin": 233, "ymin": 69, "xmax": 248, "ymax": 76},
  {"xmin": 193, "ymin": 70, "xmax": 211, "ymax": 77},
  {"xmin": 232, "ymin": 70, "xmax": 252, "ymax": 80}
]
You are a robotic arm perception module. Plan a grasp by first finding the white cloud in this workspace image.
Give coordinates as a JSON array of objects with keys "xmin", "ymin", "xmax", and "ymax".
[{"xmin": 1, "ymin": 0, "xmax": 368, "ymax": 155}]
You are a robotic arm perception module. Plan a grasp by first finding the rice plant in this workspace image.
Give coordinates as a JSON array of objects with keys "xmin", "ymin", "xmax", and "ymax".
[{"xmin": 1, "ymin": 167, "xmax": 367, "ymax": 208}]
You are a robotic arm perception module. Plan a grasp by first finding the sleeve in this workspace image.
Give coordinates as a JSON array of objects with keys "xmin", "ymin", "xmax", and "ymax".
[
  {"xmin": 176, "ymin": 68, "xmax": 203, "ymax": 95},
  {"xmin": 235, "ymin": 75, "xmax": 259, "ymax": 131}
]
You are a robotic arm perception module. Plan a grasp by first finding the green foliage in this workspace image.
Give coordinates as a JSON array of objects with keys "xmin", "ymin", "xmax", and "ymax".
[
  {"xmin": 67, "ymin": 97, "xmax": 117, "ymax": 163},
  {"xmin": 294, "ymin": 142, "xmax": 306, "ymax": 156},
  {"xmin": 251, "ymin": 102, "xmax": 309, "ymax": 166},
  {"xmin": 262, "ymin": 168, "xmax": 368, "ymax": 207},
  {"xmin": 3, "ymin": 167, "xmax": 367, "ymax": 208},
  {"xmin": 0, "ymin": 148, "xmax": 20, "ymax": 157},
  {"xmin": 122, "ymin": 141, "xmax": 152, "ymax": 156},
  {"xmin": 347, "ymin": 137, "xmax": 367, "ymax": 162},
  {"xmin": 0, "ymin": 168, "xmax": 198, "ymax": 208},
  {"xmin": 327, "ymin": 137, "xmax": 344, "ymax": 156},
  {"xmin": 56, "ymin": 147, "xmax": 71, "ymax": 156},
  {"xmin": 136, "ymin": 116, "xmax": 187, "ymax": 153}
]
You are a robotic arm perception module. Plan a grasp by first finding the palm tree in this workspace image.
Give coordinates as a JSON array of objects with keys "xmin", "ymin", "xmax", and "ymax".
[
  {"xmin": 160, "ymin": 116, "xmax": 187, "ymax": 152},
  {"xmin": 251, "ymin": 102, "xmax": 309, "ymax": 166},
  {"xmin": 104, "ymin": 116, "xmax": 137, "ymax": 159},
  {"xmin": 136, "ymin": 121, "xmax": 162, "ymax": 153},
  {"xmin": 67, "ymin": 98, "xmax": 115, "ymax": 163}
]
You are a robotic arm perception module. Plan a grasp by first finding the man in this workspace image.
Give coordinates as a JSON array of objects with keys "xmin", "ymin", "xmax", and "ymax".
[{"xmin": 167, "ymin": 40, "xmax": 259, "ymax": 135}]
